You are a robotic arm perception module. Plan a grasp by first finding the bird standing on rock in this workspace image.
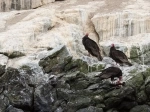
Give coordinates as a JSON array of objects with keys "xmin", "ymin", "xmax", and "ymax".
[
  {"xmin": 96, "ymin": 67, "xmax": 123, "ymax": 84},
  {"xmin": 109, "ymin": 44, "xmax": 132, "ymax": 66},
  {"xmin": 82, "ymin": 33, "xmax": 103, "ymax": 61}
]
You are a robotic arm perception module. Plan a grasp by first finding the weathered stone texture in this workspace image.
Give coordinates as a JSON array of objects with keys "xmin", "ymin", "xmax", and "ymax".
[{"xmin": 0, "ymin": 0, "xmax": 55, "ymax": 12}]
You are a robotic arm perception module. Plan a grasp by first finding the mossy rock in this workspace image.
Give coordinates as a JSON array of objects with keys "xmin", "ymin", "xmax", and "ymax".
[
  {"xmin": 104, "ymin": 86, "xmax": 136, "ymax": 109},
  {"xmin": 64, "ymin": 58, "xmax": 105, "ymax": 73},
  {"xmin": 0, "ymin": 67, "xmax": 20, "ymax": 84},
  {"xmin": 57, "ymin": 88, "xmax": 74, "ymax": 100},
  {"xmin": 130, "ymin": 105, "xmax": 150, "ymax": 112},
  {"xmin": 74, "ymin": 89, "xmax": 104, "ymax": 97},
  {"xmin": 5, "ymin": 106, "xmax": 24, "ymax": 112},
  {"xmin": 63, "ymin": 71, "xmax": 81, "ymax": 82},
  {"xmin": 137, "ymin": 90, "xmax": 148, "ymax": 104},
  {"xmin": 69, "ymin": 79, "xmax": 90, "ymax": 90},
  {"xmin": 64, "ymin": 59, "xmax": 89, "ymax": 73},
  {"xmin": 0, "ymin": 51, "xmax": 25, "ymax": 59},
  {"xmin": 91, "ymin": 95, "xmax": 104, "ymax": 104},
  {"xmin": 105, "ymin": 86, "xmax": 135, "ymax": 99},
  {"xmin": 64, "ymin": 59, "xmax": 79, "ymax": 72},
  {"xmin": 126, "ymin": 72, "xmax": 144, "ymax": 90},
  {"xmin": 130, "ymin": 46, "xmax": 150, "ymax": 64},
  {"xmin": 130, "ymin": 46, "xmax": 140, "ymax": 59},
  {"xmin": 0, "ymin": 99, "xmax": 7, "ymax": 112},
  {"xmin": 20, "ymin": 65, "xmax": 31, "ymax": 70},
  {"xmin": 67, "ymin": 97, "xmax": 92, "ymax": 111},
  {"xmin": 76, "ymin": 106, "xmax": 103, "ymax": 112},
  {"xmin": 96, "ymin": 104, "xmax": 106, "ymax": 109},
  {"xmin": 0, "ymin": 65, "xmax": 5, "ymax": 77},
  {"xmin": 76, "ymin": 59, "xmax": 89, "ymax": 73},
  {"xmin": 89, "ymin": 63, "xmax": 105, "ymax": 72},
  {"xmin": 39, "ymin": 45, "xmax": 70, "ymax": 73},
  {"xmin": 144, "ymin": 68, "xmax": 150, "ymax": 76},
  {"xmin": 0, "ymin": 67, "xmax": 33, "ymax": 110},
  {"xmin": 118, "ymin": 101, "xmax": 138, "ymax": 111},
  {"xmin": 104, "ymin": 97, "xmax": 122, "ymax": 109},
  {"xmin": 145, "ymin": 83, "xmax": 150, "ymax": 99}
]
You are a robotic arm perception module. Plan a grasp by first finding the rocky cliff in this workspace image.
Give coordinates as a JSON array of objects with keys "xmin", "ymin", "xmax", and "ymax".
[
  {"xmin": 0, "ymin": 0, "xmax": 55, "ymax": 12},
  {"xmin": 1, "ymin": 0, "xmax": 150, "ymax": 112}
]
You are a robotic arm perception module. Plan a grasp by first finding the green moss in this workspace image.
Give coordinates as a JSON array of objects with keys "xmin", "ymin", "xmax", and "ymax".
[
  {"xmin": 70, "ymin": 80, "xmax": 90, "ymax": 90},
  {"xmin": 126, "ymin": 72, "xmax": 144, "ymax": 90},
  {"xmin": 67, "ymin": 97, "xmax": 91, "ymax": 110},
  {"xmin": 91, "ymin": 64, "xmax": 105, "ymax": 72},
  {"xmin": 77, "ymin": 60, "xmax": 89, "ymax": 74},
  {"xmin": 20, "ymin": 65, "xmax": 31, "ymax": 70},
  {"xmin": 137, "ymin": 91, "xmax": 147, "ymax": 104},
  {"xmin": 130, "ymin": 105, "xmax": 150, "ymax": 112},
  {"xmin": 8, "ymin": 51, "xmax": 25, "ymax": 58},
  {"xmin": 0, "ymin": 51, "xmax": 25, "ymax": 59},
  {"xmin": 130, "ymin": 46, "xmax": 139, "ymax": 58},
  {"xmin": 104, "ymin": 97, "xmax": 122, "ymax": 109}
]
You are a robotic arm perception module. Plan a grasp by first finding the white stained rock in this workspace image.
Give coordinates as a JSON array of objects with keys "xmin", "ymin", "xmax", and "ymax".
[
  {"xmin": 23, "ymin": 8, "xmax": 56, "ymax": 21},
  {"xmin": 0, "ymin": 11, "xmax": 23, "ymax": 31},
  {"xmin": 36, "ymin": 44, "xmax": 67, "ymax": 60},
  {"xmin": 35, "ymin": 23, "xmax": 85, "ymax": 58},
  {"xmin": 31, "ymin": 0, "xmax": 42, "ymax": 9},
  {"xmin": 0, "ymin": 0, "xmax": 56, "ymax": 11},
  {"xmin": 0, "ymin": 54, "xmax": 8, "ymax": 65},
  {"xmin": 0, "ymin": 20, "xmax": 6, "ymax": 31},
  {"xmin": 42, "ymin": 0, "xmax": 55, "ymax": 5},
  {"xmin": 92, "ymin": 12, "xmax": 150, "ymax": 41},
  {"xmin": 6, "ymin": 56, "xmax": 38, "ymax": 68},
  {"xmin": 0, "ymin": 9, "xmax": 56, "ymax": 55},
  {"xmin": 62, "ymin": 1, "xmax": 105, "ymax": 33}
]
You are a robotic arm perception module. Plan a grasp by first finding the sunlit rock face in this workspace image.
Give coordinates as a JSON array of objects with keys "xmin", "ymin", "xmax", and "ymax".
[
  {"xmin": 0, "ymin": 9, "xmax": 55, "ymax": 54},
  {"xmin": 92, "ymin": 12, "xmax": 150, "ymax": 41},
  {"xmin": 0, "ymin": 1, "xmax": 107, "ymax": 68},
  {"xmin": 92, "ymin": 12, "xmax": 150, "ymax": 64},
  {"xmin": 0, "ymin": 0, "xmax": 150, "ymax": 67},
  {"xmin": 0, "ymin": 0, "xmax": 55, "ymax": 12}
]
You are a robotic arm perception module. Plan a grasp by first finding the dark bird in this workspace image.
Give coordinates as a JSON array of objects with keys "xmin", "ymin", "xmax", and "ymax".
[
  {"xmin": 97, "ymin": 67, "xmax": 123, "ymax": 84},
  {"xmin": 109, "ymin": 44, "xmax": 132, "ymax": 66},
  {"xmin": 82, "ymin": 33, "xmax": 102, "ymax": 61}
]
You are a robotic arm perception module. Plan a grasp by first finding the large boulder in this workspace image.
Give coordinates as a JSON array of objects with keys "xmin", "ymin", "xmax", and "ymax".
[
  {"xmin": 126, "ymin": 72, "xmax": 144, "ymax": 90},
  {"xmin": 0, "ymin": 99, "xmax": 7, "ymax": 112},
  {"xmin": 104, "ymin": 86, "xmax": 136, "ymax": 110},
  {"xmin": 67, "ymin": 97, "xmax": 92, "ymax": 111},
  {"xmin": 130, "ymin": 105, "xmax": 150, "ymax": 112},
  {"xmin": 39, "ymin": 45, "xmax": 70, "ymax": 73},
  {"xmin": 76, "ymin": 106, "xmax": 103, "ymax": 112},
  {"xmin": 137, "ymin": 91, "xmax": 148, "ymax": 104},
  {"xmin": 19, "ymin": 64, "xmax": 47, "ymax": 87},
  {"xmin": 0, "ymin": 67, "xmax": 33, "ymax": 111},
  {"xmin": 34, "ymin": 82, "xmax": 57, "ymax": 112}
]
